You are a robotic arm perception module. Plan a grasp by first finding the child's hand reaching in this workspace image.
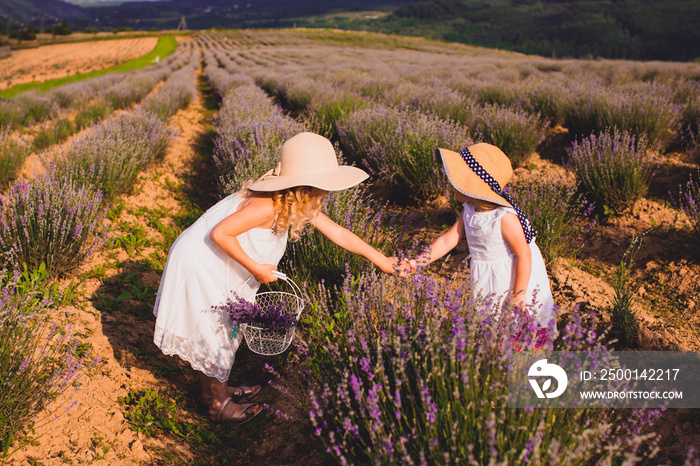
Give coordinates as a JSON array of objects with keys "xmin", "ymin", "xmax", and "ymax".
[
  {"xmin": 394, "ymin": 258, "xmax": 415, "ymax": 277},
  {"xmin": 408, "ymin": 251, "xmax": 431, "ymax": 271}
]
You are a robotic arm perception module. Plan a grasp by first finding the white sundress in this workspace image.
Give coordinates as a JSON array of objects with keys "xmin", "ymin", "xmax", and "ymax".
[
  {"xmin": 153, "ymin": 191, "xmax": 288, "ymax": 382},
  {"xmin": 462, "ymin": 201, "xmax": 556, "ymax": 331}
]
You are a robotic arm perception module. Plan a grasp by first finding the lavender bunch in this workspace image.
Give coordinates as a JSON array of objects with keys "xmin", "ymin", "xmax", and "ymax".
[
  {"xmin": 680, "ymin": 94, "xmax": 700, "ymax": 163},
  {"xmin": 0, "ymin": 101, "xmax": 24, "ymax": 129},
  {"xmin": 413, "ymin": 85, "xmax": 476, "ymax": 125},
  {"xmin": 102, "ymin": 73, "xmax": 161, "ymax": 110},
  {"xmin": 219, "ymin": 293, "xmax": 297, "ymax": 333},
  {"xmin": 141, "ymin": 65, "xmax": 196, "ymax": 120},
  {"xmin": 564, "ymin": 82, "xmax": 680, "ymax": 146},
  {"xmin": 567, "ymin": 128, "xmax": 657, "ymax": 216},
  {"xmin": 519, "ymin": 79, "xmax": 570, "ymax": 126},
  {"xmin": 73, "ymin": 97, "xmax": 113, "ymax": 130},
  {"xmin": 293, "ymin": 79, "xmax": 368, "ymax": 138},
  {"xmin": 31, "ymin": 118, "xmax": 76, "ymax": 152},
  {"xmin": 473, "ymin": 104, "xmax": 547, "ymax": 166},
  {"xmin": 0, "ymin": 274, "xmax": 91, "ymax": 448},
  {"xmin": 337, "ymin": 105, "xmax": 470, "ymax": 202},
  {"xmin": 0, "ymin": 127, "xmax": 30, "ymax": 188},
  {"xmin": 303, "ymin": 269, "xmax": 659, "ymax": 464},
  {"xmin": 212, "ymin": 85, "xmax": 304, "ymax": 196},
  {"xmin": 678, "ymin": 172, "xmax": 700, "ymax": 243},
  {"xmin": 510, "ymin": 180, "xmax": 595, "ymax": 266},
  {"xmin": 0, "ymin": 174, "xmax": 108, "ymax": 277},
  {"xmin": 47, "ymin": 79, "xmax": 96, "ymax": 109},
  {"xmin": 6, "ymin": 92, "xmax": 59, "ymax": 128}
]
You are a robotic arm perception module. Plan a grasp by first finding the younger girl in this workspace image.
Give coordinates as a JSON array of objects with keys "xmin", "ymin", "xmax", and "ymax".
[
  {"xmin": 418, "ymin": 143, "xmax": 556, "ymax": 343},
  {"xmin": 153, "ymin": 132, "xmax": 395, "ymax": 424}
]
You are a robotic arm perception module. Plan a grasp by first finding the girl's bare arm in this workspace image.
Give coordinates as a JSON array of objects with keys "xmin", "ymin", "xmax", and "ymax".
[
  {"xmin": 501, "ymin": 212, "xmax": 531, "ymax": 309},
  {"xmin": 313, "ymin": 212, "xmax": 395, "ymax": 274},
  {"xmin": 421, "ymin": 217, "xmax": 465, "ymax": 264},
  {"xmin": 209, "ymin": 195, "xmax": 279, "ymax": 284}
]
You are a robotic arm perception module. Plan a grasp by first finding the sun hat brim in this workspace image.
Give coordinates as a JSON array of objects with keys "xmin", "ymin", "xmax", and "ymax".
[
  {"xmin": 248, "ymin": 165, "xmax": 369, "ymax": 192},
  {"xmin": 437, "ymin": 147, "xmax": 513, "ymax": 208}
]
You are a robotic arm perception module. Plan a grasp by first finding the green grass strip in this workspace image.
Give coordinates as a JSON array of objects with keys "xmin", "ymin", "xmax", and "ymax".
[{"xmin": 0, "ymin": 35, "xmax": 179, "ymax": 100}]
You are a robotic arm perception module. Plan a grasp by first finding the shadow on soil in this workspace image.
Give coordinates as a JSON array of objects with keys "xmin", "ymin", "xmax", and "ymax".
[{"xmin": 90, "ymin": 257, "xmax": 328, "ymax": 464}]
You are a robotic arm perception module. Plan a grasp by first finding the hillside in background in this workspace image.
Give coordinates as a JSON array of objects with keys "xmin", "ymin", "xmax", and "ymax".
[
  {"xmin": 301, "ymin": 0, "xmax": 700, "ymax": 62},
  {"xmin": 2, "ymin": 0, "xmax": 699, "ymax": 62},
  {"xmin": 0, "ymin": 0, "xmax": 86, "ymax": 22},
  {"xmin": 84, "ymin": 0, "xmax": 415, "ymax": 30}
]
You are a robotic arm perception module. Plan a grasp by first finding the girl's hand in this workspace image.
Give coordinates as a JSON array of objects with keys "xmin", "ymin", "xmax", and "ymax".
[
  {"xmin": 252, "ymin": 263, "xmax": 279, "ymax": 284},
  {"xmin": 378, "ymin": 256, "xmax": 397, "ymax": 274},
  {"xmin": 395, "ymin": 258, "xmax": 415, "ymax": 277}
]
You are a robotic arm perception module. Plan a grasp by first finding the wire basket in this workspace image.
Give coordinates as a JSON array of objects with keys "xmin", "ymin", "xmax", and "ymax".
[{"xmin": 240, "ymin": 271, "xmax": 304, "ymax": 356}]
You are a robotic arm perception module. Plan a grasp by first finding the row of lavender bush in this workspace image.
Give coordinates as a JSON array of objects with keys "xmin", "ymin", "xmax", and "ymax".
[
  {"xmin": 48, "ymin": 47, "xmax": 199, "ymax": 204},
  {"xmin": 0, "ymin": 271, "xmax": 90, "ymax": 454},
  {"xmin": 0, "ymin": 42, "xmax": 193, "ymax": 130},
  {"xmin": 203, "ymin": 33, "xmax": 599, "ymax": 267},
  {"xmin": 0, "ymin": 43, "xmax": 193, "ymax": 189},
  {"xmin": 0, "ymin": 43, "xmax": 199, "ymax": 453},
  {"xmin": 302, "ymin": 269, "xmax": 660, "ymax": 464},
  {"xmin": 212, "ymin": 32, "xmax": 699, "ymax": 229}
]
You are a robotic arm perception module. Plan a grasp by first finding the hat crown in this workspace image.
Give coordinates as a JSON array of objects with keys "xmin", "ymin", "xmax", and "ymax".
[
  {"xmin": 279, "ymin": 132, "xmax": 338, "ymax": 177},
  {"xmin": 469, "ymin": 143, "xmax": 513, "ymax": 188}
]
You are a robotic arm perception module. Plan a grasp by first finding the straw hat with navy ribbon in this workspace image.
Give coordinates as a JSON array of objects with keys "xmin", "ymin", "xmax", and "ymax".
[
  {"xmin": 248, "ymin": 132, "xmax": 368, "ymax": 192},
  {"xmin": 436, "ymin": 142, "xmax": 537, "ymax": 243}
]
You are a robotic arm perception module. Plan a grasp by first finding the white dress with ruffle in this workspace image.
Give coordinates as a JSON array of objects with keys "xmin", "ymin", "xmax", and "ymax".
[
  {"xmin": 153, "ymin": 192, "xmax": 288, "ymax": 382},
  {"xmin": 462, "ymin": 201, "xmax": 556, "ymax": 330}
]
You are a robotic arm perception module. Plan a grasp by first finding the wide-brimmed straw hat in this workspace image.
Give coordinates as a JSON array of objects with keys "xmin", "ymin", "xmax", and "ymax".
[
  {"xmin": 436, "ymin": 142, "xmax": 514, "ymax": 208},
  {"xmin": 248, "ymin": 132, "xmax": 369, "ymax": 192}
]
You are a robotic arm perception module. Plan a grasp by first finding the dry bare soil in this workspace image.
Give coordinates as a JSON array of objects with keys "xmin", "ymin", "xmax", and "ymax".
[{"xmin": 0, "ymin": 38, "xmax": 158, "ymax": 89}]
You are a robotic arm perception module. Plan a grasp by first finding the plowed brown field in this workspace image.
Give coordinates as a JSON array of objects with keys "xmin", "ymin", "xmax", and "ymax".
[{"xmin": 0, "ymin": 37, "xmax": 158, "ymax": 89}]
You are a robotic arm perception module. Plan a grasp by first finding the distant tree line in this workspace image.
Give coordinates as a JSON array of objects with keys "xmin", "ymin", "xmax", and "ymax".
[{"xmin": 383, "ymin": 0, "xmax": 700, "ymax": 61}]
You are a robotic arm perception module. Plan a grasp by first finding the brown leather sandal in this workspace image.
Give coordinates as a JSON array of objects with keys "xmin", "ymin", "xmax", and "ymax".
[
  {"xmin": 209, "ymin": 397, "xmax": 262, "ymax": 424},
  {"xmin": 202, "ymin": 385, "xmax": 261, "ymax": 407},
  {"xmin": 230, "ymin": 385, "xmax": 261, "ymax": 399}
]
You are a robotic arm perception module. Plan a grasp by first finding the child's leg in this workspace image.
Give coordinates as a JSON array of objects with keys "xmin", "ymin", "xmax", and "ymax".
[
  {"xmin": 199, "ymin": 371, "xmax": 211, "ymax": 399},
  {"xmin": 199, "ymin": 371, "xmax": 261, "ymax": 405},
  {"xmin": 204, "ymin": 374, "xmax": 262, "ymax": 422}
]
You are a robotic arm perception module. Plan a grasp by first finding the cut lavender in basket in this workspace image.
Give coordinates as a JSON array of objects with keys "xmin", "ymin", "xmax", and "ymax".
[{"xmin": 218, "ymin": 294, "xmax": 297, "ymax": 333}]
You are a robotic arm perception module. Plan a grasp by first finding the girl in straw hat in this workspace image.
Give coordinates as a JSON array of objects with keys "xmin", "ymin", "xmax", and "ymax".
[
  {"xmin": 416, "ymin": 143, "xmax": 556, "ymax": 345},
  {"xmin": 153, "ymin": 132, "xmax": 396, "ymax": 424}
]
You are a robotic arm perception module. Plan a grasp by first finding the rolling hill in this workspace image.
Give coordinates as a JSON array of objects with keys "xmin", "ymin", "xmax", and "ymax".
[{"xmin": 2, "ymin": 0, "xmax": 699, "ymax": 62}]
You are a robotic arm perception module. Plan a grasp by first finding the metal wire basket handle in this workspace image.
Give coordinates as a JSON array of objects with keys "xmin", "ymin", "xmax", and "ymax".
[{"xmin": 270, "ymin": 271, "xmax": 304, "ymax": 321}]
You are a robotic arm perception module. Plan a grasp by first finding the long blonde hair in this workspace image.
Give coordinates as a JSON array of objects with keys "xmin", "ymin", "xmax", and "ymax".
[
  {"xmin": 272, "ymin": 187, "xmax": 327, "ymax": 241},
  {"xmin": 242, "ymin": 183, "xmax": 327, "ymax": 241}
]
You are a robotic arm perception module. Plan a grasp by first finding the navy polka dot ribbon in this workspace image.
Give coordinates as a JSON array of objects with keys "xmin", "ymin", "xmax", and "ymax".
[{"xmin": 459, "ymin": 146, "xmax": 537, "ymax": 243}]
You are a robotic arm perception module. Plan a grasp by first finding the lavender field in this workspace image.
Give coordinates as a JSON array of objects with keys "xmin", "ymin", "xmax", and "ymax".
[{"xmin": 1, "ymin": 29, "xmax": 699, "ymax": 464}]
